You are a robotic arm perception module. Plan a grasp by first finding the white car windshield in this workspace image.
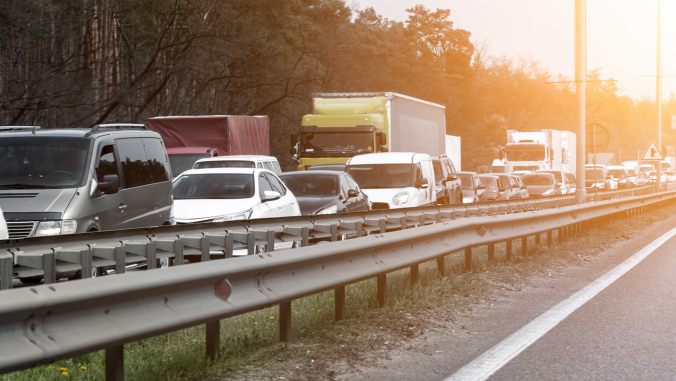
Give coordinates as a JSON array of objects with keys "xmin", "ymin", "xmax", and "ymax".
[
  {"xmin": 173, "ymin": 173, "xmax": 254, "ymax": 199},
  {"xmin": 522, "ymin": 174, "xmax": 554, "ymax": 186},
  {"xmin": 347, "ymin": 164, "xmax": 415, "ymax": 188}
]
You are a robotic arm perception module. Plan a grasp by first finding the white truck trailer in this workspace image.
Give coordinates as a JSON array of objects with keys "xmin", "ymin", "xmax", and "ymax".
[{"xmin": 492, "ymin": 130, "xmax": 576, "ymax": 175}]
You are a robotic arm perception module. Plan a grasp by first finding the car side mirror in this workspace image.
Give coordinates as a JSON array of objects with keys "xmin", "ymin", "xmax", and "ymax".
[
  {"xmin": 262, "ymin": 190, "xmax": 281, "ymax": 202},
  {"xmin": 418, "ymin": 178, "xmax": 429, "ymax": 188},
  {"xmin": 379, "ymin": 145, "xmax": 389, "ymax": 152},
  {"xmin": 447, "ymin": 175, "xmax": 457, "ymax": 181},
  {"xmin": 347, "ymin": 189, "xmax": 359, "ymax": 198},
  {"xmin": 520, "ymin": 185, "xmax": 527, "ymax": 190},
  {"xmin": 98, "ymin": 174, "xmax": 119, "ymax": 195},
  {"xmin": 478, "ymin": 184, "xmax": 486, "ymax": 190}
]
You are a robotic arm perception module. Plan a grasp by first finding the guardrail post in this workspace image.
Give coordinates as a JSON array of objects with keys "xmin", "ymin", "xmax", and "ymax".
[
  {"xmin": 43, "ymin": 252, "xmax": 56, "ymax": 284},
  {"xmin": 280, "ymin": 301, "xmax": 292, "ymax": 342},
  {"xmin": 105, "ymin": 345, "xmax": 124, "ymax": 381},
  {"xmin": 80, "ymin": 249, "xmax": 93, "ymax": 278},
  {"xmin": 521, "ymin": 236, "xmax": 528, "ymax": 256},
  {"xmin": 114, "ymin": 246, "xmax": 126, "ymax": 274},
  {"xmin": 174, "ymin": 237, "xmax": 184, "ymax": 265},
  {"xmin": 410, "ymin": 264, "xmax": 419, "ymax": 284},
  {"xmin": 488, "ymin": 243, "xmax": 494, "ymax": 262},
  {"xmin": 206, "ymin": 320, "xmax": 220, "ymax": 362},
  {"xmin": 547, "ymin": 231, "xmax": 553, "ymax": 246},
  {"xmin": 301, "ymin": 227, "xmax": 310, "ymax": 247},
  {"xmin": 201, "ymin": 236, "xmax": 210, "ymax": 262},
  {"xmin": 0, "ymin": 254, "xmax": 12, "ymax": 290},
  {"xmin": 377, "ymin": 274, "xmax": 387, "ymax": 307},
  {"xmin": 146, "ymin": 241, "xmax": 157, "ymax": 270},
  {"xmin": 535, "ymin": 233, "xmax": 540, "ymax": 245},
  {"xmin": 465, "ymin": 247, "xmax": 472, "ymax": 271},
  {"xmin": 335, "ymin": 286, "xmax": 345, "ymax": 321},
  {"xmin": 506, "ymin": 240, "xmax": 512, "ymax": 260},
  {"xmin": 437, "ymin": 256, "xmax": 446, "ymax": 277},
  {"xmin": 558, "ymin": 228, "xmax": 564, "ymax": 243}
]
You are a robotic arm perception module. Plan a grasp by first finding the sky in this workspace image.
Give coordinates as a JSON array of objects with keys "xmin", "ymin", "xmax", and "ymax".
[{"xmin": 353, "ymin": 0, "xmax": 676, "ymax": 101}]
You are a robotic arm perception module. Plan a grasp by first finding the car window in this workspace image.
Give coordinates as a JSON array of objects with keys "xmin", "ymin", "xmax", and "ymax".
[
  {"xmin": 116, "ymin": 138, "xmax": 155, "ymax": 188},
  {"xmin": 445, "ymin": 160, "xmax": 456, "ymax": 174},
  {"xmin": 263, "ymin": 161, "xmax": 275, "ymax": 172},
  {"xmin": 257, "ymin": 162, "xmax": 263, "ymax": 169},
  {"xmin": 265, "ymin": 173, "xmax": 287, "ymax": 195},
  {"xmin": 340, "ymin": 176, "xmax": 350, "ymax": 196},
  {"xmin": 433, "ymin": 161, "xmax": 443, "ymax": 180},
  {"xmin": 96, "ymin": 145, "xmax": 118, "ymax": 183},
  {"xmin": 258, "ymin": 173, "xmax": 274, "ymax": 198},
  {"xmin": 415, "ymin": 163, "xmax": 424, "ymax": 184},
  {"xmin": 272, "ymin": 161, "xmax": 282, "ymax": 174},
  {"xmin": 141, "ymin": 138, "xmax": 171, "ymax": 184}
]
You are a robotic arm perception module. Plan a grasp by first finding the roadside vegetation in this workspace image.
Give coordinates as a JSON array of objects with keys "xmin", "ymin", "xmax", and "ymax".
[{"xmin": 3, "ymin": 202, "xmax": 674, "ymax": 381}]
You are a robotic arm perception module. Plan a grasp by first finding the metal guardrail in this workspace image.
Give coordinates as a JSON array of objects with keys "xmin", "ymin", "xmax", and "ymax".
[
  {"xmin": 0, "ymin": 189, "xmax": 674, "ymax": 379},
  {"xmin": 0, "ymin": 186, "xmax": 653, "ymax": 289}
]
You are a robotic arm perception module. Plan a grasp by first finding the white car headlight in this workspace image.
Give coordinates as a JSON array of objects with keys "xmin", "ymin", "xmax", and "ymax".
[
  {"xmin": 463, "ymin": 197, "xmax": 475, "ymax": 203},
  {"xmin": 315, "ymin": 205, "xmax": 338, "ymax": 215},
  {"xmin": 35, "ymin": 220, "xmax": 77, "ymax": 236},
  {"xmin": 392, "ymin": 191, "xmax": 410, "ymax": 205},
  {"xmin": 212, "ymin": 208, "xmax": 253, "ymax": 222}
]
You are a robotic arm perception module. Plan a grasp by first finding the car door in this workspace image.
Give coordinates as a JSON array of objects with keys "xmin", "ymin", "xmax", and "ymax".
[
  {"xmin": 90, "ymin": 142, "xmax": 127, "ymax": 231},
  {"xmin": 257, "ymin": 172, "xmax": 284, "ymax": 218},
  {"xmin": 338, "ymin": 176, "xmax": 354, "ymax": 212},
  {"xmin": 345, "ymin": 175, "xmax": 369, "ymax": 211},
  {"xmin": 265, "ymin": 172, "xmax": 299, "ymax": 217}
]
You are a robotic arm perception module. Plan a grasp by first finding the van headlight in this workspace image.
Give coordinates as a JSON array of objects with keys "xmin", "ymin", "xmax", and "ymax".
[
  {"xmin": 315, "ymin": 205, "xmax": 338, "ymax": 215},
  {"xmin": 35, "ymin": 220, "xmax": 78, "ymax": 236},
  {"xmin": 392, "ymin": 191, "xmax": 410, "ymax": 205},
  {"xmin": 543, "ymin": 189, "xmax": 556, "ymax": 196},
  {"xmin": 212, "ymin": 208, "xmax": 253, "ymax": 222},
  {"xmin": 463, "ymin": 197, "xmax": 475, "ymax": 203}
]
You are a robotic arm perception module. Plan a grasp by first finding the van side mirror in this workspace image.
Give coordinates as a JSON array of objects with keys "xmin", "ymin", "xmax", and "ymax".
[
  {"xmin": 379, "ymin": 131, "xmax": 387, "ymax": 146},
  {"xmin": 447, "ymin": 174, "xmax": 457, "ymax": 181},
  {"xmin": 98, "ymin": 174, "xmax": 119, "ymax": 195},
  {"xmin": 478, "ymin": 184, "xmax": 486, "ymax": 190}
]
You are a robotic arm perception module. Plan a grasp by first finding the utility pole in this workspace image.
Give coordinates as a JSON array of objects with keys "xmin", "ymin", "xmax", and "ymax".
[
  {"xmin": 656, "ymin": 0, "xmax": 663, "ymax": 191},
  {"xmin": 575, "ymin": 0, "xmax": 586, "ymax": 204}
]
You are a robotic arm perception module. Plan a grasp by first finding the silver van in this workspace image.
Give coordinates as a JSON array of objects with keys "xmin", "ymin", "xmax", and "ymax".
[{"xmin": 0, "ymin": 125, "xmax": 174, "ymax": 240}]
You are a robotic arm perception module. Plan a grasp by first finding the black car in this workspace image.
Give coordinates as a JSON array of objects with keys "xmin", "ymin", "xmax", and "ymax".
[
  {"xmin": 432, "ymin": 155, "xmax": 463, "ymax": 204},
  {"xmin": 278, "ymin": 171, "xmax": 370, "ymax": 215}
]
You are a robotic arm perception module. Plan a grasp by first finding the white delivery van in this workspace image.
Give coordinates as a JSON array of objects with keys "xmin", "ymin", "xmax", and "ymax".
[{"xmin": 346, "ymin": 152, "xmax": 435, "ymax": 209}]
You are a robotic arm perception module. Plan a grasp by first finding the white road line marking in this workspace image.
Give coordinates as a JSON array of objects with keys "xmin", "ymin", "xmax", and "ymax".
[{"xmin": 444, "ymin": 225, "xmax": 676, "ymax": 381}]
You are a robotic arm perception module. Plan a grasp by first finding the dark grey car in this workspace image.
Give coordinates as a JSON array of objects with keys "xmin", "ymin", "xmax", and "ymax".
[{"xmin": 279, "ymin": 171, "xmax": 370, "ymax": 215}]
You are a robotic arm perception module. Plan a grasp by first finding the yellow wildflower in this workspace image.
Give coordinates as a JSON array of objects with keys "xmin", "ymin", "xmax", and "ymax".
[
  {"xmin": 80, "ymin": 366, "xmax": 87, "ymax": 370},
  {"xmin": 62, "ymin": 371, "xmax": 68, "ymax": 376},
  {"xmin": 270, "ymin": 316, "xmax": 275, "ymax": 320},
  {"xmin": 59, "ymin": 367, "xmax": 67, "ymax": 371}
]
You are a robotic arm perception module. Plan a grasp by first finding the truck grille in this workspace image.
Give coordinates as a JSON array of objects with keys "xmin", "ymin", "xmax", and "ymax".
[
  {"xmin": 371, "ymin": 203, "xmax": 390, "ymax": 210},
  {"xmin": 6, "ymin": 221, "xmax": 36, "ymax": 239}
]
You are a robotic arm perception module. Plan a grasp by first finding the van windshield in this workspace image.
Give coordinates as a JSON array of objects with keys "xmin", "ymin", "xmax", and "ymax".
[
  {"xmin": 347, "ymin": 164, "xmax": 415, "ymax": 188},
  {"xmin": 194, "ymin": 161, "xmax": 255, "ymax": 170},
  {"xmin": 172, "ymin": 173, "xmax": 254, "ymax": 199},
  {"xmin": 0, "ymin": 136, "xmax": 90, "ymax": 189},
  {"xmin": 522, "ymin": 174, "xmax": 554, "ymax": 186}
]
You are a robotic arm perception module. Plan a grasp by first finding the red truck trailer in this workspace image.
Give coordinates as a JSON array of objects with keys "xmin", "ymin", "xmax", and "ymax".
[{"xmin": 147, "ymin": 115, "xmax": 269, "ymax": 177}]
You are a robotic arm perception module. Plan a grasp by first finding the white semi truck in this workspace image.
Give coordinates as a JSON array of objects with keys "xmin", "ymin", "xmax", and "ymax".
[{"xmin": 492, "ymin": 130, "xmax": 576, "ymax": 175}]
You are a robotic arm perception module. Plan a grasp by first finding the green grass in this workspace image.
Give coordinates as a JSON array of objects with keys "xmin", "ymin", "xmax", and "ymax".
[{"xmin": 3, "ymin": 205, "xmax": 672, "ymax": 381}]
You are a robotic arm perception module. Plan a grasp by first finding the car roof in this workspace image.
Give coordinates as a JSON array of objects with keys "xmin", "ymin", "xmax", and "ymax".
[
  {"xmin": 195, "ymin": 155, "xmax": 277, "ymax": 163},
  {"xmin": 279, "ymin": 170, "xmax": 342, "ymax": 177},
  {"xmin": 348, "ymin": 152, "xmax": 428, "ymax": 165},
  {"xmin": 478, "ymin": 174, "xmax": 499, "ymax": 179},
  {"xmin": 0, "ymin": 127, "xmax": 157, "ymax": 139},
  {"xmin": 457, "ymin": 171, "xmax": 477, "ymax": 175},
  {"xmin": 178, "ymin": 168, "xmax": 261, "ymax": 176}
]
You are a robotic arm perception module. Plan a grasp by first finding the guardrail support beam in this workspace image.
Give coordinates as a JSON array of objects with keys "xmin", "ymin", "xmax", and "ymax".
[
  {"xmin": 488, "ymin": 243, "xmax": 494, "ymax": 262},
  {"xmin": 105, "ymin": 345, "xmax": 124, "ymax": 381},
  {"xmin": 465, "ymin": 247, "xmax": 472, "ymax": 271},
  {"xmin": 410, "ymin": 264, "xmax": 419, "ymax": 284},
  {"xmin": 43, "ymin": 252, "xmax": 56, "ymax": 284},
  {"xmin": 0, "ymin": 254, "xmax": 12, "ymax": 290},
  {"xmin": 205, "ymin": 320, "xmax": 220, "ymax": 362},
  {"xmin": 377, "ymin": 274, "xmax": 387, "ymax": 307},
  {"xmin": 437, "ymin": 256, "xmax": 446, "ymax": 277},
  {"xmin": 335, "ymin": 286, "xmax": 345, "ymax": 321},
  {"xmin": 280, "ymin": 301, "xmax": 292, "ymax": 342}
]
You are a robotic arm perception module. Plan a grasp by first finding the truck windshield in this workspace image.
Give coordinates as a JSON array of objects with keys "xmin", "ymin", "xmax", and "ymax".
[
  {"xmin": 169, "ymin": 154, "xmax": 210, "ymax": 177},
  {"xmin": 172, "ymin": 173, "xmax": 254, "ymax": 199},
  {"xmin": 506, "ymin": 144, "xmax": 546, "ymax": 161},
  {"xmin": 347, "ymin": 164, "xmax": 414, "ymax": 188},
  {"xmin": 300, "ymin": 132, "xmax": 374, "ymax": 157},
  {"xmin": 0, "ymin": 136, "xmax": 90, "ymax": 189}
]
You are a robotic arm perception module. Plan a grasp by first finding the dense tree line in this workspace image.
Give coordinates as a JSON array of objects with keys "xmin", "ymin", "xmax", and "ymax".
[{"xmin": 0, "ymin": 0, "xmax": 671, "ymax": 171}]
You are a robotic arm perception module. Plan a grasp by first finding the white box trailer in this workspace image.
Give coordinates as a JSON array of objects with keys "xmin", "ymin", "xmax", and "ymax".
[{"xmin": 445, "ymin": 135, "xmax": 461, "ymax": 170}]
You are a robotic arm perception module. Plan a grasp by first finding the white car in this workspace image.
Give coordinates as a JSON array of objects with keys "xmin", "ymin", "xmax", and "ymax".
[
  {"xmin": 172, "ymin": 168, "xmax": 300, "ymax": 224},
  {"xmin": 346, "ymin": 152, "xmax": 436, "ymax": 210},
  {"xmin": 192, "ymin": 155, "xmax": 282, "ymax": 175},
  {"xmin": 0, "ymin": 206, "xmax": 7, "ymax": 240}
]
